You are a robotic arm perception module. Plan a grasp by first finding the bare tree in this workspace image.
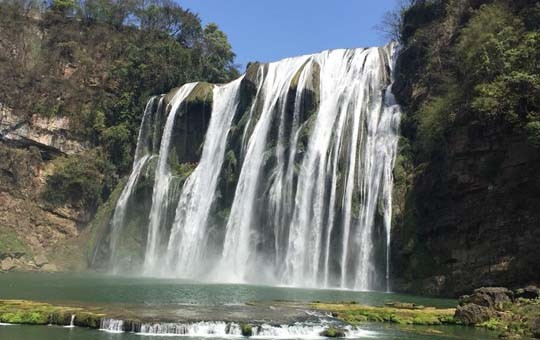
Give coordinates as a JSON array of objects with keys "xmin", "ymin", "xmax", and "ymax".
[{"xmin": 375, "ymin": 0, "xmax": 418, "ymax": 42}]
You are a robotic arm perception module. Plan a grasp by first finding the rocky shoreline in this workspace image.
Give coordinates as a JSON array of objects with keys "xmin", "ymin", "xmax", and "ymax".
[{"xmin": 455, "ymin": 287, "xmax": 540, "ymax": 338}]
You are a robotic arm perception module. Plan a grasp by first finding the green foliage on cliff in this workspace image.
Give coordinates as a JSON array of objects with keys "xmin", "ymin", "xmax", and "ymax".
[
  {"xmin": 0, "ymin": 0, "xmax": 239, "ymax": 211},
  {"xmin": 396, "ymin": 0, "xmax": 540, "ymax": 159},
  {"xmin": 43, "ymin": 151, "xmax": 115, "ymax": 211},
  {"xmin": 0, "ymin": 226, "xmax": 29, "ymax": 256},
  {"xmin": 390, "ymin": 0, "xmax": 540, "ymax": 295}
]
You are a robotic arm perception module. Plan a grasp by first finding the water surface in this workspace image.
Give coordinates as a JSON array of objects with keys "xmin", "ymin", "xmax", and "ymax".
[
  {"xmin": 0, "ymin": 272, "xmax": 455, "ymax": 307},
  {"xmin": 0, "ymin": 273, "xmax": 497, "ymax": 340}
]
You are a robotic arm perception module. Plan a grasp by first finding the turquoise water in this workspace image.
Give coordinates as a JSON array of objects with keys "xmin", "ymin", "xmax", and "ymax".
[
  {"xmin": 0, "ymin": 272, "xmax": 455, "ymax": 307},
  {"xmin": 0, "ymin": 272, "xmax": 498, "ymax": 340}
]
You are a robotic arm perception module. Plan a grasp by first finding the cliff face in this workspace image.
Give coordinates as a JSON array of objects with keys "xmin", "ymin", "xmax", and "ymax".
[
  {"xmin": 391, "ymin": 114, "xmax": 540, "ymax": 296},
  {"xmin": 0, "ymin": 106, "xmax": 91, "ymax": 272},
  {"xmin": 390, "ymin": 0, "xmax": 540, "ymax": 296}
]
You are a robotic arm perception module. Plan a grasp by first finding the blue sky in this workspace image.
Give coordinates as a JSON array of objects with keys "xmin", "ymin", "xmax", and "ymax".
[{"xmin": 180, "ymin": 0, "xmax": 397, "ymax": 70}]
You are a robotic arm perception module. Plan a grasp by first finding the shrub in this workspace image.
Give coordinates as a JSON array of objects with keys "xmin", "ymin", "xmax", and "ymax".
[{"xmin": 43, "ymin": 151, "xmax": 115, "ymax": 211}]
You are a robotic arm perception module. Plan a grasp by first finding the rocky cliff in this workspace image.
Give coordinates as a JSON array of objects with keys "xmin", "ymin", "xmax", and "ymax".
[
  {"xmin": 390, "ymin": 0, "xmax": 540, "ymax": 297},
  {"xmin": 0, "ymin": 105, "xmax": 92, "ymax": 271}
]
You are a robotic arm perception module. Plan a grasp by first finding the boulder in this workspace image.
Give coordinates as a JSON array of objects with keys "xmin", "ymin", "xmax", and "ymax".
[
  {"xmin": 454, "ymin": 303, "xmax": 494, "ymax": 325},
  {"xmin": 320, "ymin": 327, "xmax": 346, "ymax": 338},
  {"xmin": 460, "ymin": 287, "xmax": 513, "ymax": 311}
]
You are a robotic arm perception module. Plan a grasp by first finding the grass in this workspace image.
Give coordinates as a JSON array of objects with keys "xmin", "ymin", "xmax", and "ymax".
[
  {"xmin": 0, "ymin": 300, "xmax": 104, "ymax": 327},
  {"xmin": 477, "ymin": 298, "xmax": 540, "ymax": 338},
  {"xmin": 311, "ymin": 302, "xmax": 457, "ymax": 326}
]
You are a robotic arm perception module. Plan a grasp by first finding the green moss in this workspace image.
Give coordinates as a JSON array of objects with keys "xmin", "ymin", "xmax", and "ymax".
[
  {"xmin": 0, "ymin": 226, "xmax": 29, "ymax": 256},
  {"xmin": 175, "ymin": 162, "xmax": 198, "ymax": 182},
  {"xmin": 186, "ymin": 82, "xmax": 213, "ymax": 106},
  {"xmin": 478, "ymin": 318, "xmax": 504, "ymax": 331},
  {"xmin": 0, "ymin": 300, "xmax": 104, "ymax": 327},
  {"xmin": 312, "ymin": 302, "xmax": 456, "ymax": 326},
  {"xmin": 241, "ymin": 323, "xmax": 253, "ymax": 336},
  {"xmin": 320, "ymin": 326, "xmax": 346, "ymax": 337}
]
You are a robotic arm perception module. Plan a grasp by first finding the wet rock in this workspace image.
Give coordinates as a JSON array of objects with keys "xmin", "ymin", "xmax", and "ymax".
[
  {"xmin": 514, "ymin": 286, "xmax": 540, "ymax": 300},
  {"xmin": 320, "ymin": 327, "xmax": 346, "ymax": 338},
  {"xmin": 241, "ymin": 324, "xmax": 253, "ymax": 337}
]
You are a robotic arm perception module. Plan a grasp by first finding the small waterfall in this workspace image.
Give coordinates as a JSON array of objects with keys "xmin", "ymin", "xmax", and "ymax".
[
  {"xmin": 100, "ymin": 318, "xmax": 124, "ymax": 333},
  {"xmin": 252, "ymin": 323, "xmax": 376, "ymax": 339},
  {"xmin": 138, "ymin": 321, "xmax": 242, "ymax": 336},
  {"xmin": 107, "ymin": 43, "xmax": 401, "ymax": 291},
  {"xmin": 98, "ymin": 319, "xmax": 376, "ymax": 338},
  {"xmin": 63, "ymin": 314, "xmax": 75, "ymax": 328}
]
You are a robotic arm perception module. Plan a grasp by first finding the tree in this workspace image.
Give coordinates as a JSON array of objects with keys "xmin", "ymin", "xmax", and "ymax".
[{"xmin": 200, "ymin": 23, "xmax": 237, "ymax": 83}]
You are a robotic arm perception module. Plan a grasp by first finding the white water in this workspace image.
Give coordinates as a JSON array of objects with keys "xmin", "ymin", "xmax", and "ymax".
[
  {"xmin": 220, "ymin": 56, "xmax": 312, "ymax": 282},
  {"xmin": 139, "ymin": 321, "xmax": 242, "ymax": 336},
  {"xmin": 110, "ymin": 44, "xmax": 401, "ymax": 291},
  {"xmin": 98, "ymin": 319, "xmax": 376, "ymax": 338},
  {"xmin": 100, "ymin": 318, "xmax": 124, "ymax": 333},
  {"xmin": 63, "ymin": 314, "xmax": 76, "ymax": 328},
  {"xmin": 143, "ymin": 83, "xmax": 198, "ymax": 272},
  {"xmin": 108, "ymin": 97, "xmax": 160, "ymax": 266},
  {"xmin": 163, "ymin": 78, "xmax": 244, "ymax": 277}
]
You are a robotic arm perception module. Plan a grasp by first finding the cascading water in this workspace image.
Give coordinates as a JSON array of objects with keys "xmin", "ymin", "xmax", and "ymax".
[
  {"xmin": 143, "ymin": 83, "xmax": 198, "ymax": 272},
  {"xmin": 164, "ymin": 77, "xmax": 244, "ymax": 276},
  {"xmin": 106, "ymin": 43, "xmax": 401, "ymax": 291},
  {"xmin": 108, "ymin": 96, "xmax": 163, "ymax": 269},
  {"xmin": 98, "ymin": 319, "xmax": 377, "ymax": 338}
]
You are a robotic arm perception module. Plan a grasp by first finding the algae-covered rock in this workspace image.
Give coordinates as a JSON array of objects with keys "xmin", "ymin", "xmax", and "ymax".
[
  {"xmin": 0, "ymin": 300, "xmax": 104, "ymax": 328},
  {"xmin": 320, "ymin": 326, "xmax": 346, "ymax": 337},
  {"xmin": 185, "ymin": 82, "xmax": 213, "ymax": 106},
  {"xmin": 241, "ymin": 323, "xmax": 253, "ymax": 336}
]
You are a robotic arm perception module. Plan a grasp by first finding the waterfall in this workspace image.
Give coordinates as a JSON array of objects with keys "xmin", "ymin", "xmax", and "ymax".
[
  {"xmin": 107, "ymin": 43, "xmax": 401, "ymax": 291},
  {"xmin": 143, "ymin": 83, "xmax": 198, "ymax": 272},
  {"xmin": 108, "ymin": 96, "xmax": 163, "ymax": 269},
  {"xmin": 220, "ymin": 56, "xmax": 312, "ymax": 282},
  {"xmin": 63, "ymin": 314, "xmax": 76, "ymax": 328},
  {"xmin": 164, "ymin": 77, "xmax": 244, "ymax": 277}
]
